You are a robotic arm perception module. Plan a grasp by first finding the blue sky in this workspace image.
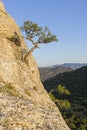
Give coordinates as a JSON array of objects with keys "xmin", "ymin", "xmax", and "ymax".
[{"xmin": 2, "ymin": 0, "xmax": 87, "ymax": 66}]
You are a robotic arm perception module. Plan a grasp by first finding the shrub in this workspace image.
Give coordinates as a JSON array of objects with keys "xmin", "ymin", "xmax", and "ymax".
[
  {"xmin": 24, "ymin": 89, "xmax": 31, "ymax": 96},
  {"xmin": 0, "ymin": 83, "xmax": 19, "ymax": 97},
  {"xmin": 49, "ymin": 93, "xmax": 56, "ymax": 101},
  {"xmin": 33, "ymin": 86, "xmax": 38, "ymax": 91}
]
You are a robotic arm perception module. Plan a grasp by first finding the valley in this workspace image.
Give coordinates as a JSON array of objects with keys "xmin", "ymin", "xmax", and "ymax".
[{"xmin": 39, "ymin": 65, "xmax": 87, "ymax": 130}]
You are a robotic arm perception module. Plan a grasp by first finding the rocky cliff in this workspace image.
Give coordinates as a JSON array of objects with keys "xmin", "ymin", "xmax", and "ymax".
[{"xmin": 0, "ymin": 2, "xmax": 70, "ymax": 130}]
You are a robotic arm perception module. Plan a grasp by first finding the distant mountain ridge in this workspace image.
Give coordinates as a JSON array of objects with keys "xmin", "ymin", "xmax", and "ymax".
[
  {"xmin": 43, "ymin": 63, "xmax": 87, "ymax": 69},
  {"xmin": 39, "ymin": 63, "xmax": 87, "ymax": 82},
  {"xmin": 61, "ymin": 63, "xmax": 87, "ymax": 69},
  {"xmin": 39, "ymin": 66, "xmax": 73, "ymax": 82},
  {"xmin": 43, "ymin": 65, "xmax": 87, "ymax": 95}
]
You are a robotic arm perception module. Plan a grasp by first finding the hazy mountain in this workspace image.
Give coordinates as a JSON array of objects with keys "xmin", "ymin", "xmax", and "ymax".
[
  {"xmin": 61, "ymin": 63, "xmax": 87, "ymax": 69},
  {"xmin": 39, "ymin": 66, "xmax": 73, "ymax": 82},
  {"xmin": 43, "ymin": 65, "xmax": 87, "ymax": 96},
  {"xmin": 39, "ymin": 63, "xmax": 87, "ymax": 82}
]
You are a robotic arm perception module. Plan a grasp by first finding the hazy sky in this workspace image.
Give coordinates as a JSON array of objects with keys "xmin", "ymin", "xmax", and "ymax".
[{"xmin": 2, "ymin": 0, "xmax": 87, "ymax": 66}]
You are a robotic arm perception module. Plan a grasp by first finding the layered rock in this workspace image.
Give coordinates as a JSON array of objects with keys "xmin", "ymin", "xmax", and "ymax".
[{"xmin": 0, "ymin": 2, "xmax": 70, "ymax": 130}]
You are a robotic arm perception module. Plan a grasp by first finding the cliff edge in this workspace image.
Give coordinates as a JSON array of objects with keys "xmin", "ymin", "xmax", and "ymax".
[{"xmin": 0, "ymin": 2, "xmax": 70, "ymax": 130}]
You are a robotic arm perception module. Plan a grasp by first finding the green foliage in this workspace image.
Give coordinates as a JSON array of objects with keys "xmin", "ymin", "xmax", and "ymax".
[
  {"xmin": 78, "ymin": 124, "xmax": 86, "ymax": 130},
  {"xmin": 57, "ymin": 84, "xmax": 70, "ymax": 95},
  {"xmin": 21, "ymin": 21, "xmax": 42, "ymax": 37},
  {"xmin": 49, "ymin": 93, "xmax": 56, "ymax": 101},
  {"xmin": 49, "ymin": 84, "xmax": 71, "ymax": 110},
  {"xmin": 43, "ymin": 66, "xmax": 87, "ymax": 130},
  {"xmin": 21, "ymin": 20, "xmax": 58, "ymax": 47},
  {"xmin": 64, "ymin": 112, "xmax": 87, "ymax": 130},
  {"xmin": 69, "ymin": 123, "xmax": 76, "ymax": 129},
  {"xmin": 57, "ymin": 99, "xmax": 71, "ymax": 110}
]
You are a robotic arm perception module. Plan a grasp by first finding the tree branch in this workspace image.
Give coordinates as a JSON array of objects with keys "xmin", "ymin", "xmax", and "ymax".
[{"xmin": 24, "ymin": 43, "xmax": 39, "ymax": 63}]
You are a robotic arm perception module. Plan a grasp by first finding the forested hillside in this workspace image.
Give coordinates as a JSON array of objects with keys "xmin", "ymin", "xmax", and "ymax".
[
  {"xmin": 39, "ymin": 63, "xmax": 87, "ymax": 82},
  {"xmin": 43, "ymin": 65, "xmax": 87, "ymax": 97},
  {"xmin": 43, "ymin": 66, "xmax": 87, "ymax": 130}
]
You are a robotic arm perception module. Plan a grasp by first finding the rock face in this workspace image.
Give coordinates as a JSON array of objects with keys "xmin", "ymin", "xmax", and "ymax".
[{"xmin": 0, "ymin": 2, "xmax": 70, "ymax": 130}]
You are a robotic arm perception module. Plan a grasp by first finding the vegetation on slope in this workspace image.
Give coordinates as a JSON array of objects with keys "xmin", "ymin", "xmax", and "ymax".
[{"xmin": 43, "ymin": 66, "xmax": 87, "ymax": 130}]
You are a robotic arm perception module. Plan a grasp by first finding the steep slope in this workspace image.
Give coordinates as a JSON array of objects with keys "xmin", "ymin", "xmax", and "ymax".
[
  {"xmin": 39, "ymin": 66, "xmax": 72, "ymax": 82},
  {"xmin": 43, "ymin": 66, "xmax": 87, "ymax": 129},
  {"xmin": 43, "ymin": 65, "xmax": 87, "ymax": 97},
  {"xmin": 0, "ymin": 2, "xmax": 70, "ymax": 130},
  {"xmin": 39, "ymin": 63, "xmax": 87, "ymax": 82}
]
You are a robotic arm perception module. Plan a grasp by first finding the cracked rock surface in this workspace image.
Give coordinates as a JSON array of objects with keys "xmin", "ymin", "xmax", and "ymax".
[{"xmin": 0, "ymin": 2, "xmax": 70, "ymax": 130}]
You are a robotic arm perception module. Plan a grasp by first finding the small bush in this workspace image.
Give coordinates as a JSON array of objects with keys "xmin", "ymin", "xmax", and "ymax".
[
  {"xmin": 57, "ymin": 99, "xmax": 71, "ymax": 110},
  {"xmin": 24, "ymin": 89, "xmax": 31, "ymax": 96},
  {"xmin": 49, "ymin": 93, "xmax": 56, "ymax": 101},
  {"xmin": 33, "ymin": 86, "xmax": 38, "ymax": 91},
  {"xmin": 0, "ymin": 83, "xmax": 19, "ymax": 97},
  {"xmin": 32, "ymin": 70, "xmax": 35, "ymax": 74}
]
